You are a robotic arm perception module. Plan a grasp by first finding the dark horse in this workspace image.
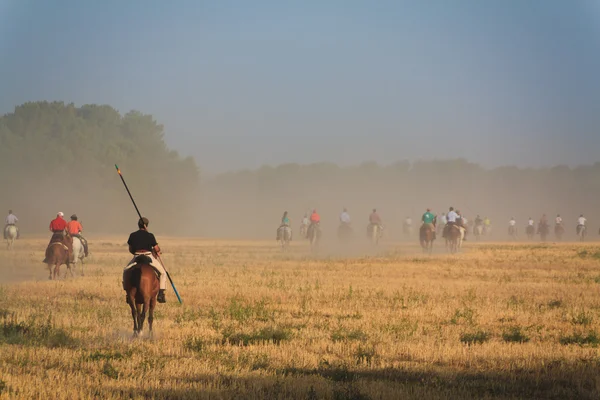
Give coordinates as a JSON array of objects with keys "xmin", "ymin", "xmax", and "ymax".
[
  {"xmin": 44, "ymin": 233, "xmax": 73, "ymax": 280},
  {"xmin": 554, "ymin": 224, "xmax": 565, "ymax": 241},
  {"xmin": 124, "ymin": 255, "xmax": 160, "ymax": 337},
  {"xmin": 420, "ymin": 224, "xmax": 435, "ymax": 254},
  {"xmin": 307, "ymin": 223, "xmax": 321, "ymax": 251},
  {"xmin": 538, "ymin": 222, "xmax": 550, "ymax": 242}
]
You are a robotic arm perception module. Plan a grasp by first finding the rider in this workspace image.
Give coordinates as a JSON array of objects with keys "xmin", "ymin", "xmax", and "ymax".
[
  {"xmin": 45, "ymin": 212, "xmax": 72, "ymax": 263},
  {"xmin": 421, "ymin": 208, "xmax": 436, "ymax": 239},
  {"xmin": 555, "ymin": 214, "xmax": 562, "ymax": 225},
  {"xmin": 300, "ymin": 213, "xmax": 309, "ymax": 237},
  {"xmin": 123, "ymin": 217, "xmax": 167, "ymax": 303},
  {"xmin": 483, "ymin": 216, "xmax": 491, "ymax": 228},
  {"xmin": 528, "ymin": 217, "xmax": 534, "ymax": 229},
  {"xmin": 4, "ymin": 210, "xmax": 19, "ymax": 239},
  {"xmin": 66, "ymin": 214, "xmax": 89, "ymax": 256},
  {"xmin": 340, "ymin": 208, "xmax": 351, "ymax": 225},
  {"xmin": 509, "ymin": 217, "xmax": 516, "ymax": 231}
]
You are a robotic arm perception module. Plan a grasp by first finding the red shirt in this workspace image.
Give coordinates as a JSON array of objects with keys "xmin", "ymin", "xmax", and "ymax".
[
  {"xmin": 310, "ymin": 212, "xmax": 320, "ymax": 223},
  {"xmin": 49, "ymin": 217, "xmax": 67, "ymax": 232}
]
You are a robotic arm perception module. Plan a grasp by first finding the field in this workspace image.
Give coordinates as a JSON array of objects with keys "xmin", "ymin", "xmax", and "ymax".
[{"xmin": 1, "ymin": 236, "xmax": 600, "ymax": 399}]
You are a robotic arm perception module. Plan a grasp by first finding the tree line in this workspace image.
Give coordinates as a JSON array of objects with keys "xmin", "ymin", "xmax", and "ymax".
[
  {"xmin": 2, "ymin": 101, "xmax": 597, "ymax": 240},
  {"xmin": 0, "ymin": 101, "xmax": 200, "ymax": 235}
]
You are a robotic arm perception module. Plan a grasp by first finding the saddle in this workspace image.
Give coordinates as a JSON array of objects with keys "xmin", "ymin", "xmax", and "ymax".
[{"xmin": 125, "ymin": 253, "xmax": 161, "ymax": 279}]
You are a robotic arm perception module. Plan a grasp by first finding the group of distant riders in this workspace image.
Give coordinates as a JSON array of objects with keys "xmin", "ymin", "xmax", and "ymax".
[
  {"xmin": 276, "ymin": 206, "xmax": 480, "ymax": 245},
  {"xmin": 273, "ymin": 207, "xmax": 591, "ymax": 245}
]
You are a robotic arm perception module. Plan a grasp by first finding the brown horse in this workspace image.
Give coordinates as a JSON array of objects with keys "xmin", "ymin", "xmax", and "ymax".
[
  {"xmin": 44, "ymin": 233, "xmax": 73, "ymax": 280},
  {"xmin": 420, "ymin": 224, "xmax": 435, "ymax": 254},
  {"xmin": 445, "ymin": 225, "xmax": 463, "ymax": 254},
  {"xmin": 124, "ymin": 257, "xmax": 160, "ymax": 337}
]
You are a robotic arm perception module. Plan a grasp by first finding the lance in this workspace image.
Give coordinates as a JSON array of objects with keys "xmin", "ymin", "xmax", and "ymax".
[{"xmin": 115, "ymin": 164, "xmax": 183, "ymax": 304}]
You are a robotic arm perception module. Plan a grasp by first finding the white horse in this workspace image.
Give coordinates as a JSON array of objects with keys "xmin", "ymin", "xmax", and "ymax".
[
  {"xmin": 368, "ymin": 224, "xmax": 383, "ymax": 245},
  {"xmin": 277, "ymin": 226, "xmax": 292, "ymax": 251},
  {"xmin": 5, "ymin": 225, "xmax": 17, "ymax": 250},
  {"xmin": 71, "ymin": 236, "xmax": 87, "ymax": 275}
]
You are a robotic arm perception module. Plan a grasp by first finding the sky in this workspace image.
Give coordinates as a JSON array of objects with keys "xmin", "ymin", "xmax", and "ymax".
[{"xmin": 1, "ymin": 0, "xmax": 599, "ymax": 174}]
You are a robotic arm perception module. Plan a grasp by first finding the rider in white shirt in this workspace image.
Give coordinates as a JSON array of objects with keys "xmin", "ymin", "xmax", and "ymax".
[
  {"xmin": 528, "ymin": 218, "xmax": 534, "ymax": 226},
  {"xmin": 340, "ymin": 208, "xmax": 351, "ymax": 224},
  {"xmin": 578, "ymin": 215, "xmax": 587, "ymax": 226},
  {"xmin": 509, "ymin": 218, "xmax": 516, "ymax": 227},
  {"xmin": 555, "ymin": 214, "xmax": 562, "ymax": 225}
]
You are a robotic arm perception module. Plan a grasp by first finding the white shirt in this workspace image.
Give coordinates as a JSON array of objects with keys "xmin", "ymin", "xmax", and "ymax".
[
  {"xmin": 509, "ymin": 219, "xmax": 516, "ymax": 226},
  {"xmin": 528, "ymin": 219, "xmax": 534, "ymax": 226},
  {"xmin": 405, "ymin": 218, "xmax": 412, "ymax": 225},
  {"xmin": 578, "ymin": 217, "xmax": 586, "ymax": 226},
  {"xmin": 302, "ymin": 217, "xmax": 309, "ymax": 225},
  {"xmin": 5, "ymin": 214, "xmax": 18, "ymax": 224},
  {"xmin": 340, "ymin": 212, "xmax": 351, "ymax": 223},
  {"xmin": 555, "ymin": 217, "xmax": 562, "ymax": 224},
  {"xmin": 447, "ymin": 211, "xmax": 458, "ymax": 223}
]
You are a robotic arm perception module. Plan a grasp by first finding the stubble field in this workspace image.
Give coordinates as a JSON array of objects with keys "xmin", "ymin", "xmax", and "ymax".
[{"xmin": 1, "ymin": 236, "xmax": 600, "ymax": 399}]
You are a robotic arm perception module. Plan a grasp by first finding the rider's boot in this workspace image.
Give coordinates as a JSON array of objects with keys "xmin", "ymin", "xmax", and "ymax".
[{"xmin": 157, "ymin": 289, "xmax": 166, "ymax": 303}]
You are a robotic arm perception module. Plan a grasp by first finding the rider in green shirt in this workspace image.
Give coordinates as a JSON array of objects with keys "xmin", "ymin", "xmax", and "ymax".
[{"xmin": 421, "ymin": 208, "xmax": 437, "ymax": 239}]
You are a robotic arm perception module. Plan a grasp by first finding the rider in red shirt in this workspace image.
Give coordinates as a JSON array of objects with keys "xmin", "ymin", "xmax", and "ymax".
[
  {"xmin": 310, "ymin": 209, "xmax": 320, "ymax": 224},
  {"xmin": 49, "ymin": 212, "xmax": 68, "ymax": 233}
]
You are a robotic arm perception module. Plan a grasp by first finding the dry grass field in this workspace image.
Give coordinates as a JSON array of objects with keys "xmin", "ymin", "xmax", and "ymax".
[{"xmin": 1, "ymin": 236, "xmax": 600, "ymax": 399}]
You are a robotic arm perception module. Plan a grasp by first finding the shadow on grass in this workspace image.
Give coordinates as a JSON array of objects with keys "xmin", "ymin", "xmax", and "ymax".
[{"xmin": 101, "ymin": 360, "xmax": 599, "ymax": 400}]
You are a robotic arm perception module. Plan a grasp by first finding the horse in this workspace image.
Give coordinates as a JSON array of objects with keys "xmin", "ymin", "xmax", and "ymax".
[
  {"xmin": 420, "ymin": 224, "xmax": 435, "ymax": 254},
  {"xmin": 367, "ymin": 223, "xmax": 383, "ymax": 245},
  {"xmin": 71, "ymin": 236, "xmax": 87, "ymax": 275},
  {"xmin": 277, "ymin": 226, "xmax": 292, "ymax": 250},
  {"xmin": 508, "ymin": 225, "xmax": 518, "ymax": 240},
  {"xmin": 554, "ymin": 224, "xmax": 564, "ymax": 241},
  {"xmin": 123, "ymin": 258, "xmax": 159, "ymax": 337},
  {"xmin": 576, "ymin": 225, "xmax": 586, "ymax": 242},
  {"xmin": 4, "ymin": 225, "xmax": 17, "ymax": 250},
  {"xmin": 338, "ymin": 223, "xmax": 353, "ymax": 243},
  {"xmin": 473, "ymin": 224, "xmax": 483, "ymax": 241},
  {"xmin": 307, "ymin": 223, "xmax": 321, "ymax": 251},
  {"xmin": 444, "ymin": 224, "xmax": 463, "ymax": 254},
  {"xmin": 44, "ymin": 233, "xmax": 73, "ymax": 280},
  {"xmin": 538, "ymin": 223, "xmax": 550, "ymax": 242},
  {"xmin": 526, "ymin": 225, "xmax": 535, "ymax": 240}
]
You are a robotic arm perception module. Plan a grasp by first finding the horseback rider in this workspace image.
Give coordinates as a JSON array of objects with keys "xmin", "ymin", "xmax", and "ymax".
[
  {"xmin": 340, "ymin": 208, "xmax": 351, "ymax": 225},
  {"xmin": 457, "ymin": 210, "xmax": 468, "ymax": 241},
  {"xmin": 577, "ymin": 214, "xmax": 587, "ymax": 233},
  {"xmin": 46, "ymin": 212, "xmax": 73, "ymax": 262},
  {"xmin": 538, "ymin": 214, "xmax": 548, "ymax": 234},
  {"xmin": 443, "ymin": 207, "xmax": 458, "ymax": 238},
  {"xmin": 4, "ymin": 210, "xmax": 19, "ymax": 240},
  {"xmin": 369, "ymin": 208, "xmax": 382, "ymax": 226},
  {"xmin": 66, "ymin": 214, "xmax": 89, "ymax": 257},
  {"xmin": 528, "ymin": 217, "xmax": 534, "ymax": 227},
  {"xmin": 421, "ymin": 208, "xmax": 436, "ymax": 239},
  {"xmin": 509, "ymin": 217, "xmax": 516, "ymax": 228},
  {"xmin": 474, "ymin": 215, "xmax": 483, "ymax": 228},
  {"xmin": 123, "ymin": 217, "xmax": 167, "ymax": 303},
  {"xmin": 310, "ymin": 209, "xmax": 320, "ymax": 225},
  {"xmin": 278, "ymin": 211, "xmax": 292, "ymax": 241}
]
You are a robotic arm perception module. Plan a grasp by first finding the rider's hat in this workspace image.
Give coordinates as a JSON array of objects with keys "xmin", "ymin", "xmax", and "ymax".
[
  {"xmin": 58, "ymin": 212, "xmax": 64, "ymax": 217},
  {"xmin": 71, "ymin": 214, "xmax": 78, "ymax": 220}
]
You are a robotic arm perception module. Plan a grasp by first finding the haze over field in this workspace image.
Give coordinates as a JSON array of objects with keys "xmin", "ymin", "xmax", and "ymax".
[{"xmin": 1, "ymin": 1, "xmax": 599, "ymax": 238}]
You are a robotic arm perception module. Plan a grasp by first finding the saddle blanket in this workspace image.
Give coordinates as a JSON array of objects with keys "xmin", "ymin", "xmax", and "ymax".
[{"xmin": 124, "ymin": 252, "xmax": 162, "ymax": 278}]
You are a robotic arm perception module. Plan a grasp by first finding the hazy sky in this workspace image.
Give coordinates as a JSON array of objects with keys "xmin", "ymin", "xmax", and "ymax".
[{"xmin": 1, "ymin": 0, "xmax": 599, "ymax": 173}]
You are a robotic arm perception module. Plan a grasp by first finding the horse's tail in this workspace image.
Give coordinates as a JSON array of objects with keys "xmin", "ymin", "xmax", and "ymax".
[{"xmin": 130, "ymin": 265, "xmax": 142, "ymax": 290}]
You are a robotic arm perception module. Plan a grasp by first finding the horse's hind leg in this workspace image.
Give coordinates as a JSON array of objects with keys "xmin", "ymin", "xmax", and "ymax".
[
  {"xmin": 137, "ymin": 303, "xmax": 147, "ymax": 336},
  {"xmin": 148, "ymin": 298, "xmax": 156, "ymax": 338}
]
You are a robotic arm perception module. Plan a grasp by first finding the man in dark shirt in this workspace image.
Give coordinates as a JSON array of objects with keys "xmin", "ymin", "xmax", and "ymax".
[{"xmin": 123, "ymin": 217, "xmax": 167, "ymax": 303}]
